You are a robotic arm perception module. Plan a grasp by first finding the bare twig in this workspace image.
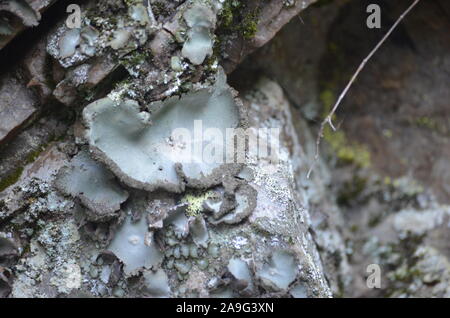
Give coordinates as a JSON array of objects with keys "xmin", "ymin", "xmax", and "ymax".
[
  {"xmin": 147, "ymin": 0, "xmax": 158, "ymax": 28},
  {"xmin": 307, "ymin": 0, "xmax": 421, "ymax": 179}
]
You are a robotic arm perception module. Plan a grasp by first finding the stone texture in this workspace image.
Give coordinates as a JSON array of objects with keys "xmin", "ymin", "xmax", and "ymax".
[
  {"xmin": 0, "ymin": 72, "xmax": 37, "ymax": 145},
  {"xmin": 0, "ymin": 0, "xmax": 57, "ymax": 50},
  {"xmin": 0, "ymin": 0, "xmax": 448, "ymax": 299}
]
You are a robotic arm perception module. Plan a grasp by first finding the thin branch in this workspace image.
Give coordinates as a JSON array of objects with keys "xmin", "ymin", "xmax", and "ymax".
[
  {"xmin": 147, "ymin": 0, "xmax": 158, "ymax": 28},
  {"xmin": 307, "ymin": 0, "xmax": 421, "ymax": 179}
]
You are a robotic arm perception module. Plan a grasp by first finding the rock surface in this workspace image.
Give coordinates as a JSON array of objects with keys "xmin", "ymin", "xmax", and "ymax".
[
  {"xmin": 0, "ymin": 0, "xmax": 333, "ymax": 298},
  {"xmin": 0, "ymin": 0, "xmax": 56, "ymax": 50},
  {"xmin": 235, "ymin": 0, "xmax": 450, "ymax": 297},
  {"xmin": 0, "ymin": 71, "xmax": 37, "ymax": 145},
  {"xmin": 0, "ymin": 0, "xmax": 448, "ymax": 299}
]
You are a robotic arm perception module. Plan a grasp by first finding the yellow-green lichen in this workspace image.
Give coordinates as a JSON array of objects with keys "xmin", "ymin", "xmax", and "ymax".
[
  {"xmin": 391, "ymin": 177, "xmax": 424, "ymax": 196},
  {"xmin": 410, "ymin": 116, "xmax": 448, "ymax": 135},
  {"xmin": 319, "ymin": 89, "xmax": 335, "ymax": 119},
  {"xmin": 382, "ymin": 129, "xmax": 393, "ymax": 138},
  {"xmin": 320, "ymin": 89, "xmax": 371, "ymax": 168},
  {"xmin": 181, "ymin": 190, "xmax": 216, "ymax": 217},
  {"xmin": 324, "ymin": 128, "xmax": 371, "ymax": 168}
]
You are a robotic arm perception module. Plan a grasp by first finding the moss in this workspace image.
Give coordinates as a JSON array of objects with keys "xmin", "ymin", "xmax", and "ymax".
[
  {"xmin": 0, "ymin": 143, "xmax": 49, "ymax": 192},
  {"xmin": 323, "ymin": 128, "xmax": 371, "ymax": 168},
  {"xmin": 242, "ymin": 12, "xmax": 260, "ymax": 40},
  {"xmin": 319, "ymin": 89, "xmax": 335, "ymax": 118},
  {"xmin": 337, "ymin": 176, "xmax": 368, "ymax": 206},
  {"xmin": 120, "ymin": 50, "xmax": 149, "ymax": 69},
  {"xmin": 220, "ymin": 2, "xmax": 234, "ymax": 28},
  {"xmin": 25, "ymin": 148, "xmax": 41, "ymax": 165},
  {"xmin": 78, "ymin": 86, "xmax": 96, "ymax": 102},
  {"xmin": 0, "ymin": 167, "xmax": 24, "ymax": 192},
  {"xmin": 410, "ymin": 116, "xmax": 447, "ymax": 135},
  {"xmin": 151, "ymin": 1, "xmax": 170, "ymax": 17},
  {"xmin": 320, "ymin": 88, "xmax": 371, "ymax": 168},
  {"xmin": 217, "ymin": 0, "xmax": 260, "ymax": 40}
]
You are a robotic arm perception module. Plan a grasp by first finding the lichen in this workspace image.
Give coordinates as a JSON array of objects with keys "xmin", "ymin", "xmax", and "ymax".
[
  {"xmin": 257, "ymin": 250, "xmax": 298, "ymax": 291},
  {"xmin": 55, "ymin": 151, "xmax": 129, "ymax": 221},
  {"xmin": 227, "ymin": 258, "xmax": 254, "ymax": 295},
  {"xmin": 208, "ymin": 184, "xmax": 257, "ymax": 225},
  {"xmin": 142, "ymin": 269, "xmax": 171, "ymax": 297},
  {"xmin": 108, "ymin": 215, "xmax": 163, "ymax": 276},
  {"xmin": 83, "ymin": 69, "xmax": 243, "ymax": 193},
  {"xmin": 189, "ymin": 215, "xmax": 210, "ymax": 248},
  {"xmin": 181, "ymin": 1, "xmax": 217, "ymax": 65},
  {"xmin": 320, "ymin": 89, "xmax": 371, "ymax": 168},
  {"xmin": 182, "ymin": 190, "xmax": 215, "ymax": 216}
]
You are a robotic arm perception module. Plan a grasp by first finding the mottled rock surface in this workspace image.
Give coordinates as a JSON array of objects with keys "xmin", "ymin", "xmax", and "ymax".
[
  {"xmin": 0, "ymin": 0, "xmax": 333, "ymax": 298},
  {"xmin": 0, "ymin": 72, "xmax": 37, "ymax": 145},
  {"xmin": 236, "ymin": 0, "xmax": 450, "ymax": 297},
  {"xmin": 0, "ymin": 0, "xmax": 448, "ymax": 299}
]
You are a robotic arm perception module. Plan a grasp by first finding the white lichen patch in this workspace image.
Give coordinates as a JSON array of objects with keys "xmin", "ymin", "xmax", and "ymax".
[
  {"xmin": 48, "ymin": 25, "xmax": 100, "ymax": 68},
  {"xmin": 393, "ymin": 207, "xmax": 450, "ymax": 238},
  {"xmin": 109, "ymin": 29, "xmax": 132, "ymax": 50},
  {"xmin": 50, "ymin": 261, "xmax": 82, "ymax": 294},
  {"xmin": 290, "ymin": 282, "xmax": 308, "ymax": 298},
  {"xmin": 58, "ymin": 29, "xmax": 81, "ymax": 59}
]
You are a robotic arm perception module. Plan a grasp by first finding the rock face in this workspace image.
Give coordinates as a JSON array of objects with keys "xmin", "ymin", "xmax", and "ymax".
[
  {"xmin": 235, "ymin": 0, "xmax": 450, "ymax": 297},
  {"xmin": 0, "ymin": 72, "xmax": 37, "ymax": 145},
  {"xmin": 0, "ymin": 0, "xmax": 56, "ymax": 50},
  {"xmin": 0, "ymin": 0, "xmax": 332, "ymax": 298},
  {"xmin": 0, "ymin": 0, "xmax": 448, "ymax": 299}
]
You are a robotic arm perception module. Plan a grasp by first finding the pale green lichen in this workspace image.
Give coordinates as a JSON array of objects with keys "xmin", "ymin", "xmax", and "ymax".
[{"xmin": 182, "ymin": 1, "xmax": 217, "ymax": 65}]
